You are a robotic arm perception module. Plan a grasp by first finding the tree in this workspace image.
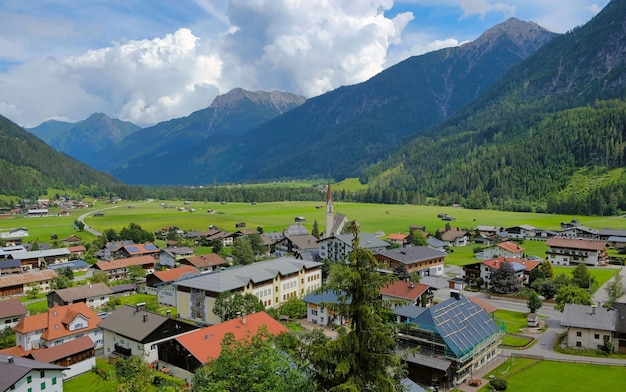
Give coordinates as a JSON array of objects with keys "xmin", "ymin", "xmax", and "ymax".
[
  {"xmin": 90, "ymin": 271, "xmax": 110, "ymax": 285},
  {"xmin": 74, "ymin": 219, "xmax": 85, "ymax": 231},
  {"xmin": 27, "ymin": 283, "xmax": 40, "ymax": 299},
  {"xmin": 410, "ymin": 229, "xmax": 427, "ymax": 246},
  {"xmin": 302, "ymin": 221, "xmax": 405, "ymax": 391},
  {"xmin": 552, "ymin": 273, "xmax": 572, "ymax": 290},
  {"xmin": 539, "ymin": 260, "xmax": 553, "ymax": 279},
  {"xmin": 490, "ymin": 262, "xmax": 522, "ymax": 294},
  {"xmin": 531, "ymin": 279, "xmax": 557, "ymax": 300},
  {"xmin": 527, "ymin": 291, "xmax": 543, "ymax": 313},
  {"xmin": 555, "ymin": 285, "xmax": 592, "ymax": 311},
  {"xmin": 193, "ymin": 326, "xmax": 313, "ymax": 392},
  {"xmin": 528, "ymin": 268, "xmax": 545, "ymax": 287},
  {"xmin": 605, "ymin": 273, "xmax": 624, "ymax": 307},
  {"xmin": 572, "ymin": 263, "xmax": 594, "ymax": 289},
  {"xmin": 128, "ymin": 264, "xmax": 147, "ymax": 282},
  {"xmin": 209, "ymin": 239, "xmax": 223, "ymax": 254},
  {"xmin": 312, "ymin": 220, "xmax": 320, "ymax": 239},
  {"xmin": 60, "ymin": 267, "xmax": 74, "ymax": 280},
  {"xmin": 213, "ymin": 291, "xmax": 264, "ymax": 322},
  {"xmin": 51, "ymin": 275, "xmax": 72, "ymax": 290},
  {"xmin": 232, "ymin": 237, "xmax": 254, "ymax": 265},
  {"xmin": 279, "ymin": 297, "xmax": 307, "ymax": 319},
  {"xmin": 0, "ymin": 326, "xmax": 16, "ymax": 349},
  {"xmin": 115, "ymin": 355, "xmax": 153, "ymax": 392},
  {"xmin": 248, "ymin": 234, "xmax": 266, "ymax": 258}
]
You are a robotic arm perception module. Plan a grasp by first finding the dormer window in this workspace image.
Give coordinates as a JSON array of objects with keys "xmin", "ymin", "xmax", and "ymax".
[{"xmin": 75, "ymin": 323, "xmax": 83, "ymax": 330}]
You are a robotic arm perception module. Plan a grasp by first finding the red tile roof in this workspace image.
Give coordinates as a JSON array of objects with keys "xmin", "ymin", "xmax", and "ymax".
[
  {"xmin": 0, "ymin": 345, "xmax": 27, "ymax": 357},
  {"xmin": 182, "ymin": 254, "xmax": 227, "ymax": 269},
  {"xmin": 546, "ymin": 237, "xmax": 607, "ymax": 251},
  {"xmin": 497, "ymin": 241, "xmax": 525, "ymax": 253},
  {"xmin": 152, "ymin": 266, "xmax": 199, "ymax": 283},
  {"xmin": 387, "ymin": 233, "xmax": 408, "ymax": 241},
  {"xmin": 29, "ymin": 336, "xmax": 95, "ymax": 363},
  {"xmin": 0, "ymin": 299, "xmax": 27, "ymax": 318},
  {"xmin": 0, "ymin": 270, "xmax": 57, "ymax": 289},
  {"xmin": 175, "ymin": 311, "xmax": 288, "ymax": 363},
  {"xmin": 482, "ymin": 257, "xmax": 540, "ymax": 271},
  {"xmin": 68, "ymin": 245, "xmax": 86, "ymax": 253},
  {"xmin": 94, "ymin": 255, "xmax": 155, "ymax": 271},
  {"xmin": 380, "ymin": 281, "xmax": 429, "ymax": 300},
  {"xmin": 13, "ymin": 303, "xmax": 101, "ymax": 341},
  {"xmin": 468, "ymin": 297, "xmax": 498, "ymax": 314}
]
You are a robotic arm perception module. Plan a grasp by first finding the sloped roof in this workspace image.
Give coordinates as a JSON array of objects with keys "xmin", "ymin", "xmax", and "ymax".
[
  {"xmin": 47, "ymin": 260, "xmax": 89, "ymax": 270},
  {"xmin": 0, "ymin": 354, "xmax": 66, "ymax": 391},
  {"xmin": 174, "ymin": 311, "xmax": 288, "ymax": 363},
  {"xmin": 496, "ymin": 241, "xmax": 525, "ymax": 253},
  {"xmin": 13, "ymin": 303, "xmax": 101, "ymax": 340},
  {"xmin": 176, "ymin": 257, "xmax": 322, "ymax": 294},
  {"xmin": 28, "ymin": 335, "xmax": 94, "ymax": 362},
  {"xmin": 375, "ymin": 246, "xmax": 446, "ymax": 265},
  {"xmin": 182, "ymin": 254, "xmax": 227, "ymax": 269},
  {"xmin": 468, "ymin": 296, "xmax": 498, "ymax": 314},
  {"xmin": 334, "ymin": 233, "xmax": 389, "ymax": 249},
  {"xmin": 546, "ymin": 238, "xmax": 607, "ymax": 251},
  {"xmin": 152, "ymin": 266, "xmax": 199, "ymax": 283},
  {"xmin": 381, "ymin": 281, "xmax": 429, "ymax": 301},
  {"xmin": 0, "ymin": 299, "xmax": 27, "ymax": 319},
  {"xmin": 482, "ymin": 257, "xmax": 540, "ymax": 272},
  {"xmin": 387, "ymin": 233, "xmax": 408, "ymax": 241},
  {"xmin": 411, "ymin": 294, "xmax": 500, "ymax": 358},
  {"xmin": 50, "ymin": 282, "xmax": 112, "ymax": 302},
  {"xmin": 285, "ymin": 233, "xmax": 319, "ymax": 250},
  {"xmin": 284, "ymin": 223, "xmax": 309, "ymax": 236},
  {"xmin": 393, "ymin": 304, "xmax": 428, "ymax": 319},
  {"xmin": 0, "ymin": 269, "xmax": 57, "ymax": 289},
  {"xmin": 9, "ymin": 248, "xmax": 71, "ymax": 260},
  {"xmin": 94, "ymin": 255, "xmax": 155, "ymax": 271},
  {"xmin": 0, "ymin": 259, "xmax": 22, "ymax": 270},
  {"xmin": 561, "ymin": 303, "xmax": 617, "ymax": 331},
  {"xmin": 302, "ymin": 290, "xmax": 349, "ymax": 305},
  {"xmin": 97, "ymin": 304, "xmax": 169, "ymax": 342},
  {"xmin": 440, "ymin": 228, "xmax": 468, "ymax": 242},
  {"xmin": 122, "ymin": 243, "xmax": 159, "ymax": 255}
]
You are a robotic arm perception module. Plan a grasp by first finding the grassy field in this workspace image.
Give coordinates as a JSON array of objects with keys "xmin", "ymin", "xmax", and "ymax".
[
  {"xmin": 493, "ymin": 310, "xmax": 529, "ymax": 334},
  {"xmin": 552, "ymin": 265, "xmax": 620, "ymax": 293},
  {"xmin": 479, "ymin": 357, "xmax": 626, "ymax": 391},
  {"xmin": 501, "ymin": 335, "xmax": 533, "ymax": 348}
]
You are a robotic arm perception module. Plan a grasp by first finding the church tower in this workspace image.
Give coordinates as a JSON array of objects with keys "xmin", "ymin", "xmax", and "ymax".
[{"xmin": 324, "ymin": 181, "xmax": 334, "ymax": 238}]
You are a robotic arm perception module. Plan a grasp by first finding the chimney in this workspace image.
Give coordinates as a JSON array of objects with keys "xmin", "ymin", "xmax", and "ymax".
[
  {"xmin": 166, "ymin": 310, "xmax": 171, "ymax": 317},
  {"xmin": 242, "ymin": 313, "xmax": 247, "ymax": 325},
  {"xmin": 7, "ymin": 356, "xmax": 13, "ymax": 363},
  {"xmin": 136, "ymin": 302, "xmax": 146, "ymax": 312},
  {"xmin": 204, "ymin": 334, "xmax": 209, "ymax": 340},
  {"xmin": 143, "ymin": 314, "xmax": 148, "ymax": 322},
  {"xmin": 450, "ymin": 290, "xmax": 460, "ymax": 300},
  {"xmin": 591, "ymin": 305, "xmax": 597, "ymax": 316},
  {"xmin": 409, "ymin": 282, "xmax": 414, "ymax": 289}
]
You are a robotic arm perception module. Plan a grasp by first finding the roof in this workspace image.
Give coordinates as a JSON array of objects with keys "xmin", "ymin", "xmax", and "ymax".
[
  {"xmin": 607, "ymin": 236, "xmax": 626, "ymax": 243},
  {"xmin": 67, "ymin": 245, "xmax": 87, "ymax": 252},
  {"xmin": 0, "ymin": 269, "xmax": 57, "ymax": 289},
  {"xmin": 121, "ymin": 243, "xmax": 159, "ymax": 255},
  {"xmin": 0, "ymin": 354, "xmax": 66, "ymax": 391},
  {"xmin": 375, "ymin": 246, "xmax": 446, "ymax": 265},
  {"xmin": 0, "ymin": 346, "xmax": 26, "ymax": 357},
  {"xmin": 285, "ymin": 233, "xmax": 319, "ymax": 250},
  {"xmin": 174, "ymin": 311, "xmax": 288, "ymax": 363},
  {"xmin": 47, "ymin": 259, "xmax": 89, "ymax": 270},
  {"xmin": 161, "ymin": 247, "xmax": 194, "ymax": 257},
  {"xmin": 505, "ymin": 224, "xmax": 536, "ymax": 231},
  {"xmin": 496, "ymin": 241, "xmax": 525, "ymax": 253},
  {"xmin": 152, "ymin": 265, "xmax": 199, "ymax": 283},
  {"xmin": 176, "ymin": 257, "xmax": 322, "ymax": 294},
  {"xmin": 426, "ymin": 238, "xmax": 448, "ymax": 248},
  {"xmin": 302, "ymin": 290, "xmax": 350, "ymax": 305},
  {"xmin": 94, "ymin": 255, "xmax": 155, "ymax": 271},
  {"xmin": 401, "ymin": 378, "xmax": 427, "ymax": 392},
  {"xmin": 50, "ymin": 283, "xmax": 112, "ymax": 302},
  {"xmin": 387, "ymin": 233, "xmax": 408, "ymax": 241},
  {"xmin": 612, "ymin": 301, "xmax": 626, "ymax": 333},
  {"xmin": 28, "ymin": 336, "xmax": 95, "ymax": 363},
  {"xmin": 411, "ymin": 294, "xmax": 501, "ymax": 358},
  {"xmin": 110, "ymin": 283, "xmax": 135, "ymax": 294},
  {"xmin": 468, "ymin": 296, "xmax": 498, "ymax": 314},
  {"xmin": 546, "ymin": 238, "xmax": 607, "ymax": 251},
  {"xmin": 393, "ymin": 304, "xmax": 428, "ymax": 319},
  {"xmin": 13, "ymin": 303, "xmax": 101, "ymax": 340},
  {"xmin": 599, "ymin": 229, "xmax": 626, "ymax": 237},
  {"xmin": 561, "ymin": 303, "xmax": 617, "ymax": 331},
  {"xmin": 0, "ymin": 259, "xmax": 22, "ymax": 270},
  {"xmin": 182, "ymin": 254, "xmax": 227, "ymax": 269},
  {"xmin": 476, "ymin": 226, "xmax": 500, "ymax": 232},
  {"xmin": 9, "ymin": 248, "xmax": 71, "ymax": 260},
  {"xmin": 482, "ymin": 257, "xmax": 540, "ymax": 272},
  {"xmin": 0, "ymin": 299, "xmax": 27, "ymax": 318},
  {"xmin": 440, "ymin": 228, "xmax": 468, "ymax": 242},
  {"xmin": 381, "ymin": 281, "xmax": 429, "ymax": 301},
  {"xmin": 332, "ymin": 233, "xmax": 389, "ymax": 249},
  {"xmin": 404, "ymin": 352, "xmax": 451, "ymax": 371},
  {"xmin": 97, "ymin": 304, "xmax": 170, "ymax": 342},
  {"xmin": 284, "ymin": 223, "xmax": 309, "ymax": 236}
]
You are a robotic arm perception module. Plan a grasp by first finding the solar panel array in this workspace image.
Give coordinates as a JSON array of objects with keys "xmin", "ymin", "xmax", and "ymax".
[
  {"xmin": 144, "ymin": 244, "xmax": 158, "ymax": 251},
  {"xmin": 126, "ymin": 246, "xmax": 139, "ymax": 253}
]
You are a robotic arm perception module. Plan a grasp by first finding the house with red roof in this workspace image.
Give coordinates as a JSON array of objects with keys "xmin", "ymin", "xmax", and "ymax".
[
  {"xmin": 93, "ymin": 255, "xmax": 156, "ymax": 281},
  {"xmin": 0, "ymin": 299, "xmax": 28, "ymax": 330},
  {"xmin": 156, "ymin": 311, "xmax": 288, "ymax": 382},
  {"xmin": 380, "ymin": 280, "xmax": 434, "ymax": 308},
  {"xmin": 27, "ymin": 335, "xmax": 96, "ymax": 379},
  {"xmin": 13, "ymin": 302, "xmax": 103, "ymax": 351},
  {"xmin": 477, "ymin": 241, "xmax": 525, "ymax": 260},
  {"xmin": 546, "ymin": 237, "xmax": 608, "ymax": 266},
  {"xmin": 179, "ymin": 253, "xmax": 228, "ymax": 273},
  {"xmin": 387, "ymin": 233, "xmax": 409, "ymax": 246},
  {"xmin": 0, "ymin": 269, "xmax": 57, "ymax": 297},
  {"xmin": 478, "ymin": 257, "xmax": 540, "ymax": 289},
  {"xmin": 145, "ymin": 266, "xmax": 199, "ymax": 306}
]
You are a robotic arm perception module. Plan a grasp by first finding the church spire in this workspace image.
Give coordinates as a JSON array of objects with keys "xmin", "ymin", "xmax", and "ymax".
[{"xmin": 325, "ymin": 180, "xmax": 334, "ymax": 238}]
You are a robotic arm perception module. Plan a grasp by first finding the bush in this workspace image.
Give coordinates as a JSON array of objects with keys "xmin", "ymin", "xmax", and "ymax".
[{"xmin": 489, "ymin": 376, "xmax": 508, "ymax": 391}]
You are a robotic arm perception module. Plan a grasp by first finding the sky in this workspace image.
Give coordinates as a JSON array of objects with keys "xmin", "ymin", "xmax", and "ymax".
[{"xmin": 0, "ymin": 0, "xmax": 610, "ymax": 128}]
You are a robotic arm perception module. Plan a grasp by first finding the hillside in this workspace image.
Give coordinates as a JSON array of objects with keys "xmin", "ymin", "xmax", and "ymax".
[
  {"xmin": 362, "ymin": 0, "xmax": 626, "ymax": 215},
  {"xmin": 100, "ymin": 18, "xmax": 556, "ymax": 185},
  {"xmin": 0, "ymin": 115, "xmax": 138, "ymax": 202},
  {"xmin": 28, "ymin": 113, "xmax": 141, "ymax": 163},
  {"xmin": 93, "ymin": 88, "xmax": 306, "ymax": 181}
]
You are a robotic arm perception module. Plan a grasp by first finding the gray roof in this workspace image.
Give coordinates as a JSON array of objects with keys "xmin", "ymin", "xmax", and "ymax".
[
  {"xmin": 600, "ymin": 229, "xmax": 626, "ymax": 237},
  {"xmin": 0, "ymin": 354, "xmax": 66, "ymax": 391},
  {"xmin": 607, "ymin": 236, "xmax": 626, "ymax": 243},
  {"xmin": 284, "ymin": 223, "xmax": 309, "ymax": 236},
  {"xmin": 0, "ymin": 259, "xmax": 22, "ymax": 269},
  {"xmin": 302, "ymin": 290, "xmax": 350, "ymax": 305},
  {"xmin": 426, "ymin": 238, "xmax": 449, "ymax": 248},
  {"xmin": 401, "ymin": 378, "xmax": 427, "ymax": 392},
  {"xmin": 404, "ymin": 352, "xmax": 451, "ymax": 371},
  {"xmin": 420, "ymin": 276, "xmax": 451, "ymax": 289},
  {"xmin": 561, "ymin": 303, "xmax": 617, "ymax": 331},
  {"xmin": 47, "ymin": 259, "xmax": 89, "ymax": 270},
  {"xmin": 612, "ymin": 301, "xmax": 626, "ymax": 333},
  {"xmin": 375, "ymin": 246, "xmax": 446, "ymax": 265},
  {"xmin": 334, "ymin": 233, "xmax": 388, "ymax": 249},
  {"xmin": 393, "ymin": 304, "xmax": 427, "ymax": 319},
  {"xmin": 9, "ymin": 248, "xmax": 71, "ymax": 259},
  {"xmin": 176, "ymin": 257, "xmax": 322, "ymax": 293},
  {"xmin": 50, "ymin": 282, "xmax": 113, "ymax": 302},
  {"xmin": 97, "ymin": 304, "xmax": 170, "ymax": 342}
]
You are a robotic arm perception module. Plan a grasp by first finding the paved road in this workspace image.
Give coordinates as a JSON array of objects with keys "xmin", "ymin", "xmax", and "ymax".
[{"xmin": 76, "ymin": 199, "xmax": 153, "ymax": 236}]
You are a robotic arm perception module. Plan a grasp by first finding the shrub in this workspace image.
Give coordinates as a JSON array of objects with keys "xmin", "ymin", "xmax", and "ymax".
[{"xmin": 489, "ymin": 376, "xmax": 508, "ymax": 391}]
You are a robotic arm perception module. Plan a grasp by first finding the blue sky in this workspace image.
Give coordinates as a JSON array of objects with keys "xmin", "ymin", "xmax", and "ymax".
[{"xmin": 0, "ymin": 0, "xmax": 610, "ymax": 127}]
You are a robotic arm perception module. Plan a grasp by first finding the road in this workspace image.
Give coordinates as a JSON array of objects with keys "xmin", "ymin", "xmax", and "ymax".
[{"xmin": 76, "ymin": 199, "xmax": 153, "ymax": 236}]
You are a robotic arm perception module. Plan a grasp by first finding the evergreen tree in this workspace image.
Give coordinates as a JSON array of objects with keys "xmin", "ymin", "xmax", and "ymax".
[
  {"xmin": 232, "ymin": 237, "xmax": 255, "ymax": 265},
  {"xmin": 303, "ymin": 221, "xmax": 405, "ymax": 391},
  {"xmin": 312, "ymin": 220, "xmax": 320, "ymax": 239},
  {"xmin": 572, "ymin": 264, "xmax": 594, "ymax": 289},
  {"xmin": 489, "ymin": 261, "xmax": 522, "ymax": 294}
]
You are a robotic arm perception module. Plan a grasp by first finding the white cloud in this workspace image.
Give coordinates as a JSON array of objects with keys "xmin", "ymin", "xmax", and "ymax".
[{"xmin": 458, "ymin": 0, "xmax": 516, "ymax": 20}]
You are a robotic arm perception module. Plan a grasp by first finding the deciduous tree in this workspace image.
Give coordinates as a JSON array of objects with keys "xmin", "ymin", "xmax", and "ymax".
[
  {"xmin": 527, "ymin": 291, "xmax": 543, "ymax": 313},
  {"xmin": 232, "ymin": 237, "xmax": 254, "ymax": 265},
  {"xmin": 605, "ymin": 274, "xmax": 624, "ymax": 307},
  {"xmin": 572, "ymin": 263, "xmax": 594, "ymax": 289},
  {"xmin": 555, "ymin": 285, "xmax": 592, "ymax": 311}
]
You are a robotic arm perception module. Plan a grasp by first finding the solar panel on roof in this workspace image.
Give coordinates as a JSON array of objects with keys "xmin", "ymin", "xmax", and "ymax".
[
  {"xmin": 126, "ymin": 246, "xmax": 139, "ymax": 253},
  {"xmin": 144, "ymin": 244, "xmax": 158, "ymax": 251}
]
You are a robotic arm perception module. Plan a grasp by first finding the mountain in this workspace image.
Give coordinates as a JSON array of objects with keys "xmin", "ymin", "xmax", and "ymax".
[
  {"xmin": 28, "ymin": 113, "xmax": 141, "ymax": 164},
  {"xmin": 0, "ymin": 115, "xmax": 129, "ymax": 200},
  {"xmin": 92, "ymin": 88, "xmax": 306, "ymax": 182},
  {"xmin": 102, "ymin": 18, "xmax": 556, "ymax": 185},
  {"xmin": 361, "ymin": 0, "xmax": 626, "ymax": 214}
]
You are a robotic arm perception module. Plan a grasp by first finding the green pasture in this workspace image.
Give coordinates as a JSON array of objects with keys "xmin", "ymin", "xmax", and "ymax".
[
  {"xmin": 493, "ymin": 310, "xmax": 529, "ymax": 334},
  {"xmin": 479, "ymin": 357, "xmax": 626, "ymax": 392},
  {"xmin": 500, "ymin": 335, "xmax": 533, "ymax": 348},
  {"xmin": 552, "ymin": 265, "xmax": 619, "ymax": 293}
]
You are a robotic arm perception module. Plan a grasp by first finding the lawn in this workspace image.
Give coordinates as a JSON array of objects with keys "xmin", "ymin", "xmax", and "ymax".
[
  {"xmin": 500, "ymin": 334, "xmax": 533, "ymax": 348},
  {"xmin": 64, "ymin": 359, "xmax": 117, "ymax": 392},
  {"xmin": 552, "ymin": 265, "xmax": 620, "ymax": 293},
  {"xmin": 118, "ymin": 293, "xmax": 177, "ymax": 316},
  {"xmin": 493, "ymin": 310, "xmax": 528, "ymax": 334},
  {"xmin": 24, "ymin": 299, "xmax": 49, "ymax": 315},
  {"xmin": 479, "ymin": 358, "xmax": 626, "ymax": 391}
]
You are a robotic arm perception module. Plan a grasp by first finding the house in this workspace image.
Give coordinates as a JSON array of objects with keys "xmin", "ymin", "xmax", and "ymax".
[
  {"xmin": 558, "ymin": 225, "xmax": 599, "ymax": 239},
  {"xmin": 67, "ymin": 245, "xmax": 86, "ymax": 258},
  {"xmin": 47, "ymin": 259, "xmax": 89, "ymax": 273},
  {"xmin": 46, "ymin": 283, "xmax": 113, "ymax": 309},
  {"xmin": 426, "ymin": 238, "xmax": 449, "ymax": 253},
  {"xmin": 0, "ymin": 269, "xmax": 57, "ymax": 297},
  {"xmin": 318, "ymin": 232, "xmax": 389, "ymax": 262},
  {"xmin": 145, "ymin": 266, "xmax": 199, "ymax": 306},
  {"xmin": 158, "ymin": 247, "xmax": 194, "ymax": 268},
  {"xmin": 275, "ymin": 223, "xmax": 319, "ymax": 257},
  {"xmin": 546, "ymin": 237, "xmax": 608, "ymax": 266},
  {"xmin": 27, "ymin": 335, "xmax": 95, "ymax": 379},
  {"xmin": 392, "ymin": 304, "xmax": 428, "ymax": 324},
  {"xmin": 175, "ymin": 257, "xmax": 323, "ymax": 325},
  {"xmin": 93, "ymin": 255, "xmax": 156, "ymax": 281},
  {"xmin": 260, "ymin": 232, "xmax": 286, "ymax": 257},
  {"xmin": 0, "ymin": 259, "xmax": 23, "ymax": 275},
  {"xmin": 440, "ymin": 228, "xmax": 469, "ymax": 247},
  {"xmin": 598, "ymin": 228, "xmax": 626, "ymax": 242},
  {"xmin": 398, "ymin": 291, "xmax": 503, "ymax": 388},
  {"xmin": 0, "ymin": 353, "xmax": 66, "ymax": 392},
  {"xmin": 478, "ymin": 257, "xmax": 540, "ymax": 289},
  {"xmin": 475, "ymin": 226, "xmax": 501, "ymax": 237},
  {"xmin": 0, "ymin": 228, "xmax": 29, "ymax": 239},
  {"xmin": 504, "ymin": 225, "xmax": 537, "ymax": 240},
  {"xmin": 98, "ymin": 303, "xmax": 198, "ymax": 364},
  {"xmin": 374, "ymin": 246, "xmax": 446, "ymax": 277},
  {"xmin": 8, "ymin": 248, "xmax": 71, "ymax": 269},
  {"xmin": 560, "ymin": 302, "xmax": 617, "ymax": 352},
  {"xmin": 387, "ymin": 233, "xmax": 409, "ymax": 246},
  {"xmin": 156, "ymin": 311, "xmax": 288, "ymax": 382},
  {"xmin": 0, "ymin": 299, "xmax": 28, "ymax": 330},
  {"xmin": 94, "ymin": 240, "xmax": 135, "ymax": 260},
  {"xmin": 60, "ymin": 235, "xmax": 81, "ymax": 245},
  {"xmin": 611, "ymin": 301, "xmax": 626, "ymax": 354},
  {"xmin": 179, "ymin": 254, "xmax": 228, "ymax": 273},
  {"xmin": 302, "ymin": 290, "xmax": 349, "ymax": 326},
  {"xmin": 13, "ymin": 302, "xmax": 103, "ymax": 351},
  {"xmin": 380, "ymin": 280, "xmax": 433, "ymax": 308},
  {"xmin": 118, "ymin": 243, "xmax": 160, "ymax": 259},
  {"xmin": 476, "ymin": 241, "xmax": 525, "ymax": 261}
]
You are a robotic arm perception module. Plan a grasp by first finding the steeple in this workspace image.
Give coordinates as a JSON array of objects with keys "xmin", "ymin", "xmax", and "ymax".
[{"xmin": 325, "ymin": 181, "xmax": 334, "ymax": 238}]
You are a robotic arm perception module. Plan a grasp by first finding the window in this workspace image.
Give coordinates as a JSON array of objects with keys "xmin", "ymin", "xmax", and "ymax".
[
  {"xmin": 594, "ymin": 334, "xmax": 600, "ymax": 340},
  {"xmin": 604, "ymin": 335, "xmax": 611, "ymax": 341},
  {"xmin": 40, "ymin": 370, "xmax": 45, "ymax": 377},
  {"xmin": 27, "ymin": 376, "xmax": 32, "ymax": 383},
  {"xmin": 52, "ymin": 377, "xmax": 57, "ymax": 385},
  {"xmin": 27, "ymin": 388, "xmax": 32, "ymax": 392},
  {"xmin": 576, "ymin": 331, "xmax": 582, "ymax": 337},
  {"xmin": 576, "ymin": 342, "xmax": 582, "ymax": 347},
  {"xmin": 40, "ymin": 382, "xmax": 46, "ymax": 390}
]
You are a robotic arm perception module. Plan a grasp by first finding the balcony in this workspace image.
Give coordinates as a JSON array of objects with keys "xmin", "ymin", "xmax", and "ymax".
[{"xmin": 114, "ymin": 343, "xmax": 132, "ymax": 357}]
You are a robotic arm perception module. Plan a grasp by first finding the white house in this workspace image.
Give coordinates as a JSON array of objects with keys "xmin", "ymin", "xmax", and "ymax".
[
  {"xmin": 318, "ymin": 232, "xmax": 389, "ymax": 262},
  {"xmin": 0, "ymin": 299, "xmax": 27, "ymax": 330},
  {"xmin": 0, "ymin": 354, "xmax": 66, "ymax": 392},
  {"xmin": 46, "ymin": 283, "xmax": 112, "ymax": 309},
  {"xmin": 561, "ymin": 303, "xmax": 616, "ymax": 351},
  {"xmin": 476, "ymin": 241, "xmax": 525, "ymax": 261},
  {"xmin": 546, "ymin": 237, "xmax": 608, "ymax": 266},
  {"xmin": 302, "ymin": 290, "xmax": 348, "ymax": 326}
]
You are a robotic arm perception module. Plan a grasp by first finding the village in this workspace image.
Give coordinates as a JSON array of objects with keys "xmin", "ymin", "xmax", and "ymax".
[{"xmin": 0, "ymin": 189, "xmax": 626, "ymax": 391}]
